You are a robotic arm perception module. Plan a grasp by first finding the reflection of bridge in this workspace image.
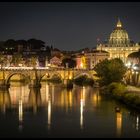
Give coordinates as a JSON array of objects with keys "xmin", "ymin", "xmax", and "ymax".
[
  {"xmin": 0, "ymin": 67, "xmax": 97, "ymax": 89},
  {"xmin": 0, "ymin": 84, "xmax": 101, "ymax": 131}
]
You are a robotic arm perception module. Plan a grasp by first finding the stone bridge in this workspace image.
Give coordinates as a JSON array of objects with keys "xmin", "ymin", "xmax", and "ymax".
[{"xmin": 0, "ymin": 67, "xmax": 98, "ymax": 89}]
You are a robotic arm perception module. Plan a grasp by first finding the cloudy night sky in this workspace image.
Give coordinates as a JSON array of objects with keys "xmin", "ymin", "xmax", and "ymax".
[{"xmin": 0, "ymin": 2, "xmax": 140, "ymax": 51}]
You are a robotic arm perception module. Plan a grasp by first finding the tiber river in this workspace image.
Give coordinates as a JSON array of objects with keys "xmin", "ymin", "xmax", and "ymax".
[{"xmin": 0, "ymin": 81, "xmax": 140, "ymax": 138}]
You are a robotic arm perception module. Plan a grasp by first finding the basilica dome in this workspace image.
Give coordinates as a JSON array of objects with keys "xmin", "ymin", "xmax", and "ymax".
[{"xmin": 108, "ymin": 19, "xmax": 130, "ymax": 47}]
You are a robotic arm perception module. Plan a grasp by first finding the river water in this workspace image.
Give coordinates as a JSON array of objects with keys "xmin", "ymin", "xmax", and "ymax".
[{"xmin": 0, "ymin": 82, "xmax": 140, "ymax": 138}]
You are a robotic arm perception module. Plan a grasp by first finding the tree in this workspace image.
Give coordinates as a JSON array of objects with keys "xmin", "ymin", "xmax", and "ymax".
[
  {"xmin": 74, "ymin": 75, "xmax": 94, "ymax": 86},
  {"xmin": 30, "ymin": 56, "xmax": 37, "ymax": 68},
  {"xmin": 62, "ymin": 58, "xmax": 76, "ymax": 68},
  {"xmin": 4, "ymin": 39, "xmax": 17, "ymax": 53},
  {"xmin": 94, "ymin": 58, "xmax": 127, "ymax": 86},
  {"xmin": 0, "ymin": 41, "xmax": 5, "ymax": 52},
  {"xmin": 16, "ymin": 40, "xmax": 27, "ymax": 51},
  {"xmin": 27, "ymin": 38, "xmax": 45, "ymax": 50},
  {"xmin": 0, "ymin": 53, "xmax": 5, "ymax": 68},
  {"xmin": 12, "ymin": 53, "xmax": 22, "ymax": 66}
]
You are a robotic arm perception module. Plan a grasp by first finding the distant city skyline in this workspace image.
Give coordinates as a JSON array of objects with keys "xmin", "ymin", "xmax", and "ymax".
[{"xmin": 1, "ymin": 2, "xmax": 140, "ymax": 51}]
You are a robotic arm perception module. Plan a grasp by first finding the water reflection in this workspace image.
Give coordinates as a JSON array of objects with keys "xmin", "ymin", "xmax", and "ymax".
[
  {"xmin": 0, "ymin": 90, "xmax": 11, "ymax": 114},
  {"xmin": 44, "ymin": 83, "xmax": 52, "ymax": 130},
  {"xmin": 92, "ymin": 88, "xmax": 101, "ymax": 108},
  {"xmin": 48, "ymin": 96, "xmax": 51, "ymax": 130},
  {"xmin": 18, "ymin": 98, "xmax": 23, "ymax": 131},
  {"xmin": 116, "ymin": 112, "xmax": 122, "ymax": 138},
  {"xmin": 0, "ymin": 82, "xmax": 140, "ymax": 137},
  {"xmin": 136, "ymin": 116, "xmax": 139, "ymax": 131},
  {"xmin": 128, "ymin": 112, "xmax": 140, "ymax": 132},
  {"xmin": 80, "ymin": 98, "xmax": 84, "ymax": 130},
  {"xmin": 80, "ymin": 87, "xmax": 85, "ymax": 130},
  {"xmin": 28, "ymin": 88, "xmax": 41, "ymax": 114}
]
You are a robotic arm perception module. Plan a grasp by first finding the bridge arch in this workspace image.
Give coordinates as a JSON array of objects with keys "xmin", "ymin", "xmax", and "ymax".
[
  {"xmin": 74, "ymin": 72, "xmax": 94, "ymax": 80},
  {"xmin": 5, "ymin": 72, "xmax": 30, "ymax": 85},
  {"xmin": 39, "ymin": 72, "xmax": 62, "ymax": 83}
]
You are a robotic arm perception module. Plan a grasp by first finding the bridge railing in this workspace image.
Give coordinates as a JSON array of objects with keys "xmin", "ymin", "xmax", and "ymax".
[
  {"xmin": 0, "ymin": 66, "xmax": 95, "ymax": 71},
  {"xmin": 2, "ymin": 67, "xmax": 34, "ymax": 70}
]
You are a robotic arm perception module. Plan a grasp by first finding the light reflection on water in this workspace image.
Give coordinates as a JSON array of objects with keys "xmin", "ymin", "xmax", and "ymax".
[{"xmin": 0, "ymin": 82, "xmax": 140, "ymax": 138}]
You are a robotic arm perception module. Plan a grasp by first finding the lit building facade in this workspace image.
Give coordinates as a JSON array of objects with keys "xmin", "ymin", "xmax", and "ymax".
[
  {"xmin": 50, "ymin": 56, "xmax": 62, "ymax": 67},
  {"xmin": 75, "ymin": 50, "xmax": 109, "ymax": 69},
  {"xmin": 96, "ymin": 19, "xmax": 140, "ymax": 64},
  {"xmin": 75, "ymin": 54, "xmax": 86, "ymax": 69},
  {"xmin": 91, "ymin": 50, "xmax": 109, "ymax": 67}
]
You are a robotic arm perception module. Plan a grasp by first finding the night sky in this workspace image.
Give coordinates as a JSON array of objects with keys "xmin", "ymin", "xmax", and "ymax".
[{"xmin": 0, "ymin": 2, "xmax": 140, "ymax": 51}]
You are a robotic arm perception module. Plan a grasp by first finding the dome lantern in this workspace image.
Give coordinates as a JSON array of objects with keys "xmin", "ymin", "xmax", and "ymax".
[{"xmin": 116, "ymin": 18, "xmax": 122, "ymax": 28}]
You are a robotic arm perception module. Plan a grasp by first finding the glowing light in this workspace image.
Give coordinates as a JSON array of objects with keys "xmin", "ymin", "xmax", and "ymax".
[
  {"xmin": 125, "ymin": 62, "xmax": 131, "ymax": 68},
  {"xmin": 80, "ymin": 63, "xmax": 83, "ymax": 68},
  {"xmin": 81, "ymin": 56, "xmax": 86, "ymax": 69},
  {"xmin": 132, "ymin": 70, "xmax": 135, "ymax": 74},
  {"xmin": 133, "ymin": 66, "xmax": 138, "ymax": 70},
  {"xmin": 69, "ymin": 75, "xmax": 72, "ymax": 79},
  {"xmin": 116, "ymin": 19, "xmax": 122, "ymax": 28}
]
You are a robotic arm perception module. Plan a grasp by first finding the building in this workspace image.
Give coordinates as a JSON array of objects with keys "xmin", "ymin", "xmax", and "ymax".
[
  {"xmin": 50, "ymin": 56, "xmax": 62, "ymax": 67},
  {"xmin": 91, "ymin": 50, "xmax": 109, "ymax": 68},
  {"xmin": 96, "ymin": 19, "xmax": 140, "ymax": 64},
  {"xmin": 75, "ymin": 50, "xmax": 109, "ymax": 69},
  {"xmin": 75, "ymin": 54, "xmax": 86, "ymax": 69},
  {"xmin": 51, "ymin": 48, "xmax": 63, "ymax": 58}
]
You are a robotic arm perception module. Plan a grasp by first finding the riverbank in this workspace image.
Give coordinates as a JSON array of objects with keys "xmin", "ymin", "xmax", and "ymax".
[{"xmin": 100, "ymin": 82, "xmax": 140, "ymax": 111}]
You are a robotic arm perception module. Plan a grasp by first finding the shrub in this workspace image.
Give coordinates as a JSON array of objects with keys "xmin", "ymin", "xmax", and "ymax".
[
  {"xmin": 134, "ymin": 96, "xmax": 140, "ymax": 106},
  {"xmin": 74, "ymin": 75, "xmax": 94, "ymax": 86},
  {"xmin": 104, "ymin": 82, "xmax": 140, "ymax": 109},
  {"xmin": 107, "ymin": 82, "xmax": 126, "ymax": 96},
  {"xmin": 47, "ymin": 77, "xmax": 62, "ymax": 83},
  {"xmin": 123, "ymin": 93, "xmax": 140, "ymax": 106}
]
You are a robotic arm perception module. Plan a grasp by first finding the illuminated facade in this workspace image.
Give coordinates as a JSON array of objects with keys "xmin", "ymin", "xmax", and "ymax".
[
  {"xmin": 75, "ymin": 51, "xmax": 109, "ymax": 69},
  {"xmin": 50, "ymin": 56, "xmax": 62, "ymax": 67},
  {"xmin": 96, "ymin": 19, "xmax": 140, "ymax": 63},
  {"xmin": 75, "ymin": 54, "xmax": 86, "ymax": 69}
]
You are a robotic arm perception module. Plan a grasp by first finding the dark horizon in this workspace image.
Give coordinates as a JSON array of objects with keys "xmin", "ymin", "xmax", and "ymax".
[{"xmin": 1, "ymin": 2, "xmax": 140, "ymax": 51}]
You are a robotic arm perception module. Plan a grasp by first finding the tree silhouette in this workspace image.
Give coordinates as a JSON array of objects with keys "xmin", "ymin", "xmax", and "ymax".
[{"xmin": 62, "ymin": 58, "xmax": 76, "ymax": 68}]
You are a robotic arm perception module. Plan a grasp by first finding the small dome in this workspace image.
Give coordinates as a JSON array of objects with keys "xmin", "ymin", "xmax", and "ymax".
[{"xmin": 109, "ymin": 19, "xmax": 130, "ymax": 47}]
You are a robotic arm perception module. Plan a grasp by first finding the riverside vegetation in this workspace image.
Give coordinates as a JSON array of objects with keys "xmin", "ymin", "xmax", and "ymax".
[
  {"xmin": 94, "ymin": 58, "xmax": 140, "ymax": 110},
  {"xmin": 100, "ymin": 82, "xmax": 140, "ymax": 110}
]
